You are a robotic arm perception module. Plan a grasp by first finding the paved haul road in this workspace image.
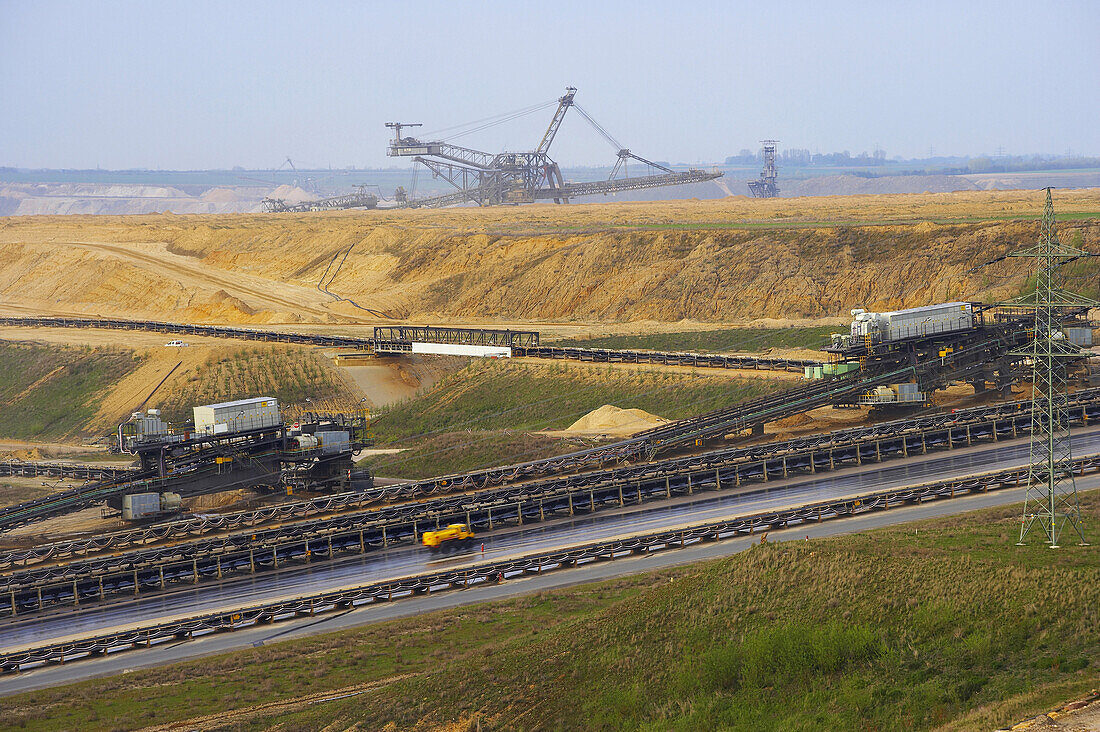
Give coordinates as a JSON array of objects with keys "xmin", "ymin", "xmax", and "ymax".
[{"xmin": 2, "ymin": 429, "xmax": 1099, "ymax": 694}]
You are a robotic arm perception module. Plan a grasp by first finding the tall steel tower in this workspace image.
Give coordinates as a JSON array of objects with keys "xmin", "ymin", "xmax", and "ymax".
[
  {"xmin": 1008, "ymin": 189, "xmax": 1093, "ymax": 547},
  {"xmin": 747, "ymin": 141, "xmax": 779, "ymax": 198}
]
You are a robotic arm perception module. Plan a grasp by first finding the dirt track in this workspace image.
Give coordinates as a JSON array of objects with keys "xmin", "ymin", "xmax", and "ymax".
[
  {"xmin": 87, "ymin": 348, "xmax": 201, "ymax": 431},
  {"xmin": 132, "ymin": 674, "xmax": 418, "ymax": 731},
  {"xmin": 67, "ymin": 239, "xmax": 340, "ymax": 320}
]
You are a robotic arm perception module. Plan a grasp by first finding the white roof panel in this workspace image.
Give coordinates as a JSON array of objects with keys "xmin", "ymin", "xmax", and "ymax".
[{"xmin": 197, "ymin": 397, "xmax": 277, "ymax": 411}]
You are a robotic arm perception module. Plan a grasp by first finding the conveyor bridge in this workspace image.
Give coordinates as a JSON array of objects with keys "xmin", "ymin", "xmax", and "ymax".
[
  {"xmin": 262, "ymin": 189, "xmax": 379, "ymax": 214},
  {"xmin": 543, "ymin": 169, "xmax": 721, "ymax": 199},
  {"xmin": 403, "ymin": 168, "xmax": 724, "ymax": 209},
  {"xmin": 374, "ymin": 325, "xmax": 539, "ymax": 348}
]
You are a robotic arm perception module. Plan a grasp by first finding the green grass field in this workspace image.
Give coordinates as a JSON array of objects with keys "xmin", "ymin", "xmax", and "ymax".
[
  {"xmin": 553, "ymin": 326, "xmax": 836, "ymax": 353},
  {"xmin": 361, "ymin": 431, "xmax": 586, "ymax": 480},
  {"xmin": 6, "ymin": 493, "xmax": 1096, "ymax": 731},
  {"xmin": 0, "ymin": 480, "xmax": 55, "ymax": 509},
  {"xmin": 0, "ymin": 342, "xmax": 139, "ymax": 440},
  {"xmin": 361, "ymin": 360, "xmax": 785, "ymax": 478},
  {"xmin": 371, "ymin": 361, "xmax": 784, "ymax": 440}
]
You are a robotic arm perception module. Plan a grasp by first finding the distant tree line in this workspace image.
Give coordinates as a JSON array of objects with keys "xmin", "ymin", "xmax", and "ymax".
[
  {"xmin": 725, "ymin": 148, "xmax": 887, "ymax": 166},
  {"xmin": 959, "ymin": 155, "xmax": 1100, "ymax": 174},
  {"xmin": 725, "ymin": 148, "xmax": 1100, "ymax": 174},
  {"xmin": 894, "ymin": 155, "xmax": 1100, "ymax": 175}
]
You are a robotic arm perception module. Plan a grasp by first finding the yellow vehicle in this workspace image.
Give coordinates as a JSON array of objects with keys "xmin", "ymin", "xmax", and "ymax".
[{"xmin": 422, "ymin": 523, "xmax": 476, "ymax": 554}]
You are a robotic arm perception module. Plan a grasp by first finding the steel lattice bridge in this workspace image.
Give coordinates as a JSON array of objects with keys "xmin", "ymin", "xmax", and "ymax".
[
  {"xmin": 262, "ymin": 187, "xmax": 379, "ymax": 214},
  {"xmin": 386, "ymin": 87, "xmax": 723, "ymax": 208}
]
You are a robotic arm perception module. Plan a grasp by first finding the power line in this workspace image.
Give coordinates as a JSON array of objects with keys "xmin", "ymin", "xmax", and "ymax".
[
  {"xmin": 428, "ymin": 100, "xmax": 559, "ymax": 142},
  {"xmin": 1003, "ymin": 189, "xmax": 1093, "ymax": 547}
]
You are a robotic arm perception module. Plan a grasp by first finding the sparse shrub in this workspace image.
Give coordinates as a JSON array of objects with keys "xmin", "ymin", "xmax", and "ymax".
[{"xmin": 158, "ymin": 346, "xmax": 356, "ymax": 423}]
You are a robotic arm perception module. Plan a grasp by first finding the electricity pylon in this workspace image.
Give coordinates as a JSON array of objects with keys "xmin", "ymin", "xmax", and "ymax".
[{"xmin": 1006, "ymin": 189, "xmax": 1092, "ymax": 547}]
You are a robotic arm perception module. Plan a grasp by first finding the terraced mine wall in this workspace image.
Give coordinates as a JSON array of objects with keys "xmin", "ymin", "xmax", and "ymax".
[{"xmin": 1, "ymin": 192, "xmax": 1098, "ymax": 323}]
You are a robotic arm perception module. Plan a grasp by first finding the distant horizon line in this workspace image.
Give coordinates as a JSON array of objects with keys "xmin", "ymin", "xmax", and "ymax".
[{"xmin": 4, "ymin": 151, "xmax": 1100, "ymax": 175}]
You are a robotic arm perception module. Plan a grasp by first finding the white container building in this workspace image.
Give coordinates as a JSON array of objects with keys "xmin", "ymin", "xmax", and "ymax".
[
  {"xmin": 851, "ymin": 302, "xmax": 975, "ymax": 344},
  {"xmin": 193, "ymin": 397, "xmax": 281, "ymax": 436}
]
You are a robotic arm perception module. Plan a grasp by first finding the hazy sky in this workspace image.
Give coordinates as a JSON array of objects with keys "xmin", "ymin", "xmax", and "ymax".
[{"xmin": 2, "ymin": 0, "xmax": 1097, "ymax": 170}]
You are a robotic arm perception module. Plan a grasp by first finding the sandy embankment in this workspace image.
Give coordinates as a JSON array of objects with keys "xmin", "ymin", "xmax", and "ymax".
[
  {"xmin": 1, "ymin": 189, "xmax": 1097, "ymax": 326},
  {"xmin": 539, "ymin": 404, "xmax": 669, "ymax": 438}
]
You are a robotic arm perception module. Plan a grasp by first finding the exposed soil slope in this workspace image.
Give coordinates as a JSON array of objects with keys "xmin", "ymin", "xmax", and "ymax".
[{"xmin": 1, "ymin": 189, "xmax": 1098, "ymax": 324}]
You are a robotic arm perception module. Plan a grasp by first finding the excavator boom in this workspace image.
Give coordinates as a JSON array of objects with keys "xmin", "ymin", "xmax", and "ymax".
[{"xmin": 535, "ymin": 86, "xmax": 576, "ymax": 155}]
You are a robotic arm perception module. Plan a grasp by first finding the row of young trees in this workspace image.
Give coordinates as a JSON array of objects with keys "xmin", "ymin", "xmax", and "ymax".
[
  {"xmin": 726, "ymin": 147, "xmax": 1100, "ymax": 172},
  {"xmin": 725, "ymin": 148, "xmax": 888, "ymax": 166}
]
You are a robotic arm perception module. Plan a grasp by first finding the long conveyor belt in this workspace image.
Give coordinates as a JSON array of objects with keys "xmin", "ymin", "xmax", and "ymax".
[
  {"xmin": 0, "ymin": 320, "xmax": 1034, "ymax": 532},
  {"xmin": 0, "ymin": 316, "xmax": 818, "ymax": 371},
  {"xmin": 0, "ymin": 366, "xmax": 904, "ymax": 533},
  {"xmin": 5, "ymin": 454, "xmax": 1098, "ymax": 674},
  {"xmin": 6, "ymin": 387, "xmax": 1098, "ymax": 614},
  {"xmin": 2, "ymin": 385, "xmax": 1077, "ymax": 566},
  {"xmin": 0, "ymin": 461, "xmax": 136, "ymax": 481}
]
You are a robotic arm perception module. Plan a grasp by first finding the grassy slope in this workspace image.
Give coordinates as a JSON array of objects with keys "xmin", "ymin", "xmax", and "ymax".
[
  {"xmin": 366, "ymin": 431, "xmax": 583, "ymax": 480},
  {"xmin": 7, "ymin": 494, "xmax": 1097, "ymax": 731},
  {"xmin": 0, "ymin": 341, "xmax": 360, "ymax": 441},
  {"xmin": 157, "ymin": 345, "xmax": 357, "ymax": 424},
  {"xmin": 361, "ymin": 361, "xmax": 784, "ymax": 478},
  {"xmin": 554, "ymin": 326, "xmax": 836, "ymax": 353},
  {"xmin": 0, "ymin": 481, "xmax": 54, "ymax": 508},
  {"xmin": 0, "ymin": 342, "xmax": 139, "ymax": 440}
]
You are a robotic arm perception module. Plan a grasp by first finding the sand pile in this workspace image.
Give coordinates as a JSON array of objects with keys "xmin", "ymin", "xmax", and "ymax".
[
  {"xmin": 186, "ymin": 489, "xmax": 252, "ymax": 511},
  {"xmin": 268, "ymin": 185, "xmax": 316, "ymax": 204},
  {"xmin": 774, "ymin": 413, "xmax": 814, "ymax": 429},
  {"xmin": 201, "ymin": 187, "xmax": 242, "ymax": 203},
  {"xmin": 177, "ymin": 289, "xmax": 270, "ymax": 323},
  {"xmin": 558, "ymin": 405, "xmax": 669, "ymax": 436},
  {"xmin": 0, "ymin": 182, "xmax": 267, "ymax": 215},
  {"xmin": 4, "ymin": 448, "xmax": 45, "ymax": 461}
]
